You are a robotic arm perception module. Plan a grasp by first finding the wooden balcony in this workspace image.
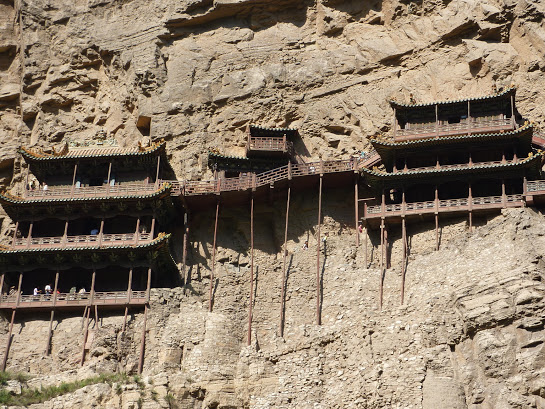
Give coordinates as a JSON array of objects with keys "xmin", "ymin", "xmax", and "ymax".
[
  {"xmin": 164, "ymin": 158, "xmax": 360, "ymax": 197},
  {"xmin": 395, "ymin": 118, "xmax": 514, "ymax": 142},
  {"xmin": 0, "ymin": 290, "xmax": 148, "ymax": 310},
  {"xmin": 364, "ymin": 194, "xmax": 524, "ymax": 220},
  {"xmin": 246, "ymin": 136, "xmax": 294, "ymax": 157},
  {"xmin": 11, "ymin": 232, "xmax": 152, "ymax": 250},
  {"xmin": 22, "ymin": 182, "xmax": 157, "ymax": 200}
]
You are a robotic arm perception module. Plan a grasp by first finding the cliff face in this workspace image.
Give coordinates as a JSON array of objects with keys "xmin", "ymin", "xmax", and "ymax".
[{"xmin": 1, "ymin": 0, "xmax": 545, "ymax": 408}]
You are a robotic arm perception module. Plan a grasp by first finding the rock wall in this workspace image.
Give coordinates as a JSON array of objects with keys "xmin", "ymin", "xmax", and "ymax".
[{"xmin": 1, "ymin": 0, "xmax": 545, "ymax": 408}]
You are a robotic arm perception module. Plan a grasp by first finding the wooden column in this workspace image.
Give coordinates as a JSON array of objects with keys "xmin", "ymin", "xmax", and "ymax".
[
  {"xmin": 0, "ymin": 273, "xmax": 4, "ymax": 297},
  {"xmin": 106, "ymin": 161, "xmax": 112, "ymax": 194},
  {"xmin": 401, "ymin": 217, "xmax": 407, "ymax": 305},
  {"xmin": 146, "ymin": 267, "xmax": 152, "ymax": 301},
  {"xmin": 155, "ymin": 155, "xmax": 161, "ymax": 188},
  {"xmin": 70, "ymin": 163, "xmax": 78, "ymax": 196},
  {"xmin": 135, "ymin": 218, "xmax": 140, "ymax": 242},
  {"xmin": 393, "ymin": 107, "xmax": 397, "ymax": 138},
  {"xmin": 502, "ymin": 179, "xmax": 507, "ymax": 207},
  {"xmin": 316, "ymin": 175, "xmax": 323, "ymax": 326},
  {"xmin": 354, "ymin": 176, "xmax": 359, "ymax": 246},
  {"xmin": 138, "ymin": 305, "xmax": 148, "ymax": 374},
  {"xmin": 62, "ymin": 220, "xmax": 69, "ymax": 245},
  {"xmin": 384, "ymin": 224, "xmax": 390, "ymax": 269},
  {"xmin": 11, "ymin": 221, "xmax": 18, "ymax": 247},
  {"xmin": 80, "ymin": 306, "xmax": 91, "ymax": 366},
  {"xmin": 247, "ymin": 193, "xmax": 255, "ymax": 345},
  {"xmin": 379, "ymin": 221, "xmax": 384, "ymax": 309},
  {"xmin": 381, "ymin": 189, "xmax": 386, "ymax": 217},
  {"xmin": 26, "ymin": 221, "xmax": 33, "ymax": 248},
  {"xmin": 1, "ymin": 310, "xmax": 16, "ymax": 372},
  {"xmin": 150, "ymin": 217, "xmax": 156, "ymax": 239},
  {"xmin": 468, "ymin": 182, "xmax": 473, "ymax": 232},
  {"xmin": 435, "ymin": 185, "xmax": 439, "ymax": 251},
  {"xmin": 280, "ymin": 185, "xmax": 291, "ymax": 338},
  {"xmin": 364, "ymin": 219, "xmax": 368, "ymax": 268},
  {"xmin": 209, "ymin": 200, "xmax": 220, "ymax": 312},
  {"xmin": 182, "ymin": 212, "xmax": 189, "ymax": 286},
  {"xmin": 45, "ymin": 271, "xmax": 59, "ymax": 355},
  {"xmin": 98, "ymin": 219, "xmax": 104, "ymax": 246},
  {"xmin": 123, "ymin": 268, "xmax": 133, "ymax": 332},
  {"xmin": 15, "ymin": 273, "xmax": 22, "ymax": 308}
]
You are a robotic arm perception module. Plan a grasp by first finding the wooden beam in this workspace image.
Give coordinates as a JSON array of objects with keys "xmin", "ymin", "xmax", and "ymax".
[
  {"xmin": 435, "ymin": 185, "xmax": 439, "ymax": 251},
  {"xmin": 401, "ymin": 217, "xmax": 407, "ymax": 305},
  {"xmin": 316, "ymin": 175, "xmax": 323, "ymax": 326},
  {"xmin": 127, "ymin": 267, "xmax": 133, "ymax": 303},
  {"xmin": 106, "ymin": 161, "xmax": 112, "ymax": 194},
  {"xmin": 280, "ymin": 185, "xmax": 290, "ymax": 338},
  {"xmin": 80, "ymin": 307, "xmax": 91, "ymax": 366},
  {"xmin": 146, "ymin": 267, "xmax": 152, "ymax": 301},
  {"xmin": 380, "ymin": 221, "xmax": 384, "ymax": 309},
  {"xmin": 70, "ymin": 163, "xmax": 78, "ymax": 196},
  {"xmin": 138, "ymin": 305, "xmax": 148, "ymax": 374},
  {"xmin": 122, "ymin": 307, "xmax": 129, "ymax": 333},
  {"xmin": 210, "ymin": 200, "xmax": 220, "ymax": 312},
  {"xmin": 150, "ymin": 217, "xmax": 156, "ymax": 239},
  {"xmin": 45, "ymin": 271, "xmax": 59, "ymax": 355},
  {"xmin": 155, "ymin": 155, "xmax": 161, "ymax": 188},
  {"xmin": 354, "ymin": 176, "xmax": 359, "ymax": 246},
  {"xmin": 182, "ymin": 212, "xmax": 189, "ymax": 286},
  {"xmin": 384, "ymin": 224, "xmax": 390, "ymax": 269},
  {"xmin": 26, "ymin": 221, "xmax": 33, "ymax": 248},
  {"xmin": 1, "ymin": 310, "xmax": 16, "ymax": 372},
  {"xmin": 247, "ymin": 193, "xmax": 255, "ymax": 346},
  {"xmin": 16, "ymin": 273, "xmax": 22, "ymax": 308}
]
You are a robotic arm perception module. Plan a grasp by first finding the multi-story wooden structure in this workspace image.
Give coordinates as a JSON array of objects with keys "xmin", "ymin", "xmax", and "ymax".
[
  {"xmin": 246, "ymin": 125, "xmax": 297, "ymax": 158},
  {"xmin": 0, "ymin": 138, "xmax": 178, "ymax": 370},
  {"xmin": 360, "ymin": 88, "xmax": 545, "ymax": 306}
]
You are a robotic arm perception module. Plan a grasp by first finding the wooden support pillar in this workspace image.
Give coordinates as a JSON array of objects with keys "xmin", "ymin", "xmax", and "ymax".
[
  {"xmin": 247, "ymin": 193, "xmax": 255, "ymax": 345},
  {"xmin": 354, "ymin": 176, "xmax": 359, "ymax": 246},
  {"xmin": 381, "ymin": 189, "xmax": 386, "ymax": 217},
  {"xmin": 502, "ymin": 179, "xmax": 507, "ymax": 207},
  {"xmin": 1, "ymin": 310, "xmax": 16, "ymax": 372},
  {"xmin": 11, "ymin": 221, "xmax": 18, "ymax": 247},
  {"xmin": 0, "ymin": 273, "xmax": 4, "ymax": 297},
  {"xmin": 379, "ymin": 221, "xmax": 384, "ymax": 309},
  {"xmin": 138, "ymin": 305, "xmax": 148, "ymax": 374},
  {"xmin": 135, "ymin": 218, "xmax": 140, "ymax": 242},
  {"xmin": 98, "ymin": 219, "xmax": 104, "ymax": 246},
  {"xmin": 316, "ymin": 175, "xmax": 323, "ymax": 326},
  {"xmin": 209, "ymin": 200, "xmax": 220, "ymax": 312},
  {"xmin": 435, "ymin": 185, "xmax": 439, "ymax": 251},
  {"xmin": 146, "ymin": 267, "xmax": 152, "ymax": 301},
  {"xmin": 384, "ymin": 225, "xmax": 389, "ymax": 269},
  {"xmin": 80, "ymin": 307, "xmax": 91, "ymax": 366},
  {"xmin": 155, "ymin": 155, "xmax": 161, "ymax": 188},
  {"xmin": 401, "ymin": 217, "xmax": 407, "ymax": 305},
  {"xmin": 280, "ymin": 185, "xmax": 290, "ymax": 338},
  {"xmin": 393, "ymin": 107, "xmax": 397, "ymax": 138},
  {"xmin": 127, "ymin": 268, "xmax": 133, "ymax": 303},
  {"xmin": 182, "ymin": 212, "xmax": 189, "ymax": 286},
  {"xmin": 45, "ymin": 271, "xmax": 59, "ymax": 355},
  {"xmin": 70, "ymin": 163, "xmax": 78, "ymax": 196},
  {"xmin": 62, "ymin": 220, "xmax": 69, "ymax": 245},
  {"xmin": 468, "ymin": 182, "xmax": 473, "ymax": 232},
  {"xmin": 150, "ymin": 217, "xmax": 156, "ymax": 239},
  {"xmin": 16, "ymin": 273, "xmax": 22, "ymax": 308},
  {"xmin": 122, "ymin": 307, "xmax": 129, "ymax": 333},
  {"xmin": 106, "ymin": 161, "xmax": 112, "ymax": 194},
  {"xmin": 26, "ymin": 221, "xmax": 33, "ymax": 248}
]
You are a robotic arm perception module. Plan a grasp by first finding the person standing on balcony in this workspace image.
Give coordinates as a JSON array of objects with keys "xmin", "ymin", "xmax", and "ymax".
[
  {"xmin": 44, "ymin": 283, "xmax": 52, "ymax": 294},
  {"xmin": 42, "ymin": 182, "xmax": 48, "ymax": 192}
]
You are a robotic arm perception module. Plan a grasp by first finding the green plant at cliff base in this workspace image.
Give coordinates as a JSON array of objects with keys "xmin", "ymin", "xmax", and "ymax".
[{"xmin": 0, "ymin": 372, "xmax": 131, "ymax": 406}]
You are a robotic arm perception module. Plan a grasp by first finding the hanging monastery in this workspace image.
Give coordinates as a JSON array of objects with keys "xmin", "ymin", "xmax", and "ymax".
[{"xmin": 1, "ymin": 87, "xmax": 544, "ymax": 371}]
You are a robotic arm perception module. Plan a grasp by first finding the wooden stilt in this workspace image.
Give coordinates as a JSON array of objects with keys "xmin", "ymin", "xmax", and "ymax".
[
  {"xmin": 316, "ymin": 175, "xmax": 323, "ymax": 326},
  {"xmin": 384, "ymin": 225, "xmax": 389, "ymax": 269},
  {"xmin": 380, "ymin": 221, "xmax": 384, "ymax": 309},
  {"xmin": 45, "ymin": 271, "xmax": 59, "ymax": 355},
  {"xmin": 182, "ymin": 212, "xmax": 189, "ymax": 285},
  {"xmin": 0, "ymin": 273, "xmax": 4, "ymax": 296},
  {"xmin": 15, "ymin": 273, "xmax": 22, "ymax": 308},
  {"xmin": 435, "ymin": 214, "xmax": 439, "ymax": 251},
  {"xmin": 210, "ymin": 200, "xmax": 220, "ymax": 312},
  {"xmin": 80, "ymin": 307, "xmax": 91, "ymax": 366},
  {"xmin": 146, "ymin": 267, "xmax": 152, "ymax": 301},
  {"xmin": 247, "ymin": 193, "xmax": 255, "ymax": 346},
  {"xmin": 138, "ymin": 305, "xmax": 148, "ymax": 374},
  {"xmin": 469, "ymin": 211, "xmax": 473, "ymax": 232},
  {"xmin": 122, "ymin": 307, "xmax": 129, "ymax": 333},
  {"xmin": 94, "ymin": 305, "xmax": 99, "ymax": 328},
  {"xmin": 468, "ymin": 182, "xmax": 473, "ymax": 232},
  {"xmin": 401, "ymin": 218, "xmax": 407, "ymax": 305},
  {"xmin": 354, "ymin": 176, "xmax": 359, "ymax": 246},
  {"xmin": 364, "ymin": 222, "xmax": 368, "ymax": 267},
  {"xmin": 280, "ymin": 185, "xmax": 290, "ymax": 338},
  {"xmin": 1, "ymin": 310, "xmax": 16, "ymax": 372}
]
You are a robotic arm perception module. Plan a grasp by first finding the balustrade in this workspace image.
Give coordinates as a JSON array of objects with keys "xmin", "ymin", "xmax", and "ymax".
[
  {"xmin": 0, "ymin": 290, "xmax": 147, "ymax": 308},
  {"xmin": 12, "ymin": 232, "xmax": 152, "ymax": 250},
  {"xmin": 23, "ymin": 182, "xmax": 157, "ymax": 200},
  {"xmin": 396, "ymin": 118, "xmax": 513, "ymax": 141}
]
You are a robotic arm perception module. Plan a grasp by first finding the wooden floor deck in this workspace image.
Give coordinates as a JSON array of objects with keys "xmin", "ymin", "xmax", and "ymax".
[{"xmin": 0, "ymin": 291, "xmax": 147, "ymax": 310}]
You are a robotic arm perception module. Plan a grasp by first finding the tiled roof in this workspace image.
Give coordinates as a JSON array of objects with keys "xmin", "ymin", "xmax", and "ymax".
[
  {"xmin": 19, "ymin": 141, "xmax": 166, "ymax": 162},
  {"xmin": 0, "ymin": 233, "xmax": 171, "ymax": 255},
  {"xmin": 390, "ymin": 87, "xmax": 515, "ymax": 109},
  {"xmin": 0, "ymin": 183, "xmax": 172, "ymax": 205},
  {"xmin": 371, "ymin": 124, "xmax": 533, "ymax": 150},
  {"xmin": 361, "ymin": 153, "xmax": 542, "ymax": 182},
  {"xmin": 249, "ymin": 125, "xmax": 299, "ymax": 138}
]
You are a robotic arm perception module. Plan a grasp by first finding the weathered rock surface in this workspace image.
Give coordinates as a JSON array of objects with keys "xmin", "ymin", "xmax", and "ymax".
[{"xmin": 1, "ymin": 0, "xmax": 545, "ymax": 408}]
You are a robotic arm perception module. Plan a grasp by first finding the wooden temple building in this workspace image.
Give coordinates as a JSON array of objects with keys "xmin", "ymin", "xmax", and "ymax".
[
  {"xmin": 0, "ymin": 139, "xmax": 178, "ymax": 371},
  {"xmin": 360, "ymin": 88, "xmax": 545, "ymax": 305}
]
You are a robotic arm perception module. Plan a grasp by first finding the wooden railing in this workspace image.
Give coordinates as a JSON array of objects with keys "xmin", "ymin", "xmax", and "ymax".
[
  {"xmin": 527, "ymin": 180, "xmax": 545, "ymax": 192},
  {"xmin": 23, "ymin": 182, "xmax": 157, "ymax": 200},
  {"xmin": 12, "ymin": 232, "xmax": 152, "ymax": 250},
  {"xmin": 247, "ymin": 136, "xmax": 294, "ymax": 156},
  {"xmin": 366, "ymin": 194, "xmax": 523, "ymax": 217},
  {"xmin": 398, "ymin": 159, "xmax": 511, "ymax": 173},
  {"xmin": 395, "ymin": 118, "xmax": 514, "ymax": 141},
  {"xmin": 162, "ymin": 158, "xmax": 362, "ymax": 197},
  {"xmin": 0, "ymin": 290, "xmax": 148, "ymax": 308}
]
